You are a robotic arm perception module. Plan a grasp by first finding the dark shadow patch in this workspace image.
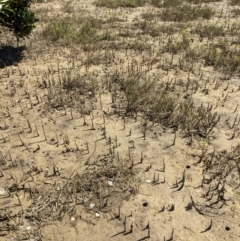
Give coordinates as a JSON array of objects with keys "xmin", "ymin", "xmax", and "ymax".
[
  {"xmin": 137, "ymin": 236, "xmax": 150, "ymax": 241},
  {"xmin": 225, "ymin": 226, "xmax": 230, "ymax": 231},
  {"xmin": 0, "ymin": 45, "xmax": 25, "ymax": 68},
  {"xmin": 110, "ymin": 230, "xmax": 125, "ymax": 238},
  {"xmin": 142, "ymin": 202, "xmax": 148, "ymax": 207}
]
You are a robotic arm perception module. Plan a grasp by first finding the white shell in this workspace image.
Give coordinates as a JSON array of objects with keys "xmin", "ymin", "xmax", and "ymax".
[
  {"xmin": 26, "ymin": 226, "xmax": 32, "ymax": 230},
  {"xmin": 0, "ymin": 188, "xmax": 5, "ymax": 195},
  {"xmin": 90, "ymin": 203, "xmax": 95, "ymax": 209}
]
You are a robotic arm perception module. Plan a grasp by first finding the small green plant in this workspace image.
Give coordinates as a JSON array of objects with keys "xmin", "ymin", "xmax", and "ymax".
[
  {"xmin": 149, "ymin": 90, "xmax": 178, "ymax": 125},
  {"xmin": 139, "ymin": 21, "xmax": 162, "ymax": 37},
  {"xmin": 119, "ymin": 77, "xmax": 156, "ymax": 113},
  {"xmin": 167, "ymin": 29, "xmax": 191, "ymax": 53}
]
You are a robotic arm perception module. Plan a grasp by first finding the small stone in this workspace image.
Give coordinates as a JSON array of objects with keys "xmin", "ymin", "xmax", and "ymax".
[
  {"xmin": 90, "ymin": 203, "xmax": 95, "ymax": 209},
  {"xmin": 26, "ymin": 226, "xmax": 32, "ymax": 230}
]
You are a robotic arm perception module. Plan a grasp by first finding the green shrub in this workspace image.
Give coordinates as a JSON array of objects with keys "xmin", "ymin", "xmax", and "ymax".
[
  {"xmin": 204, "ymin": 41, "xmax": 240, "ymax": 73},
  {"xmin": 0, "ymin": 0, "xmax": 38, "ymax": 39},
  {"xmin": 42, "ymin": 16, "xmax": 101, "ymax": 45}
]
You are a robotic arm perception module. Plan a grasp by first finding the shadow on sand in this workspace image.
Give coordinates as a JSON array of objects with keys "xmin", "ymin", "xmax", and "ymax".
[{"xmin": 0, "ymin": 45, "xmax": 25, "ymax": 68}]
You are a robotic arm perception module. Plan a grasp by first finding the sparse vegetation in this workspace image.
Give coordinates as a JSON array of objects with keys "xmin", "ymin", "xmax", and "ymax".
[
  {"xmin": 204, "ymin": 40, "xmax": 240, "ymax": 73},
  {"xmin": 185, "ymin": 0, "xmax": 221, "ymax": 3},
  {"xmin": 161, "ymin": 4, "xmax": 215, "ymax": 21},
  {"xmin": 231, "ymin": 0, "xmax": 240, "ymax": 5},
  {"xmin": 95, "ymin": 0, "xmax": 147, "ymax": 8},
  {"xmin": 138, "ymin": 20, "xmax": 185, "ymax": 36},
  {"xmin": 151, "ymin": 0, "xmax": 181, "ymax": 8},
  {"xmin": 41, "ymin": 16, "xmax": 102, "ymax": 44},
  {"xmin": 192, "ymin": 24, "xmax": 225, "ymax": 39}
]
